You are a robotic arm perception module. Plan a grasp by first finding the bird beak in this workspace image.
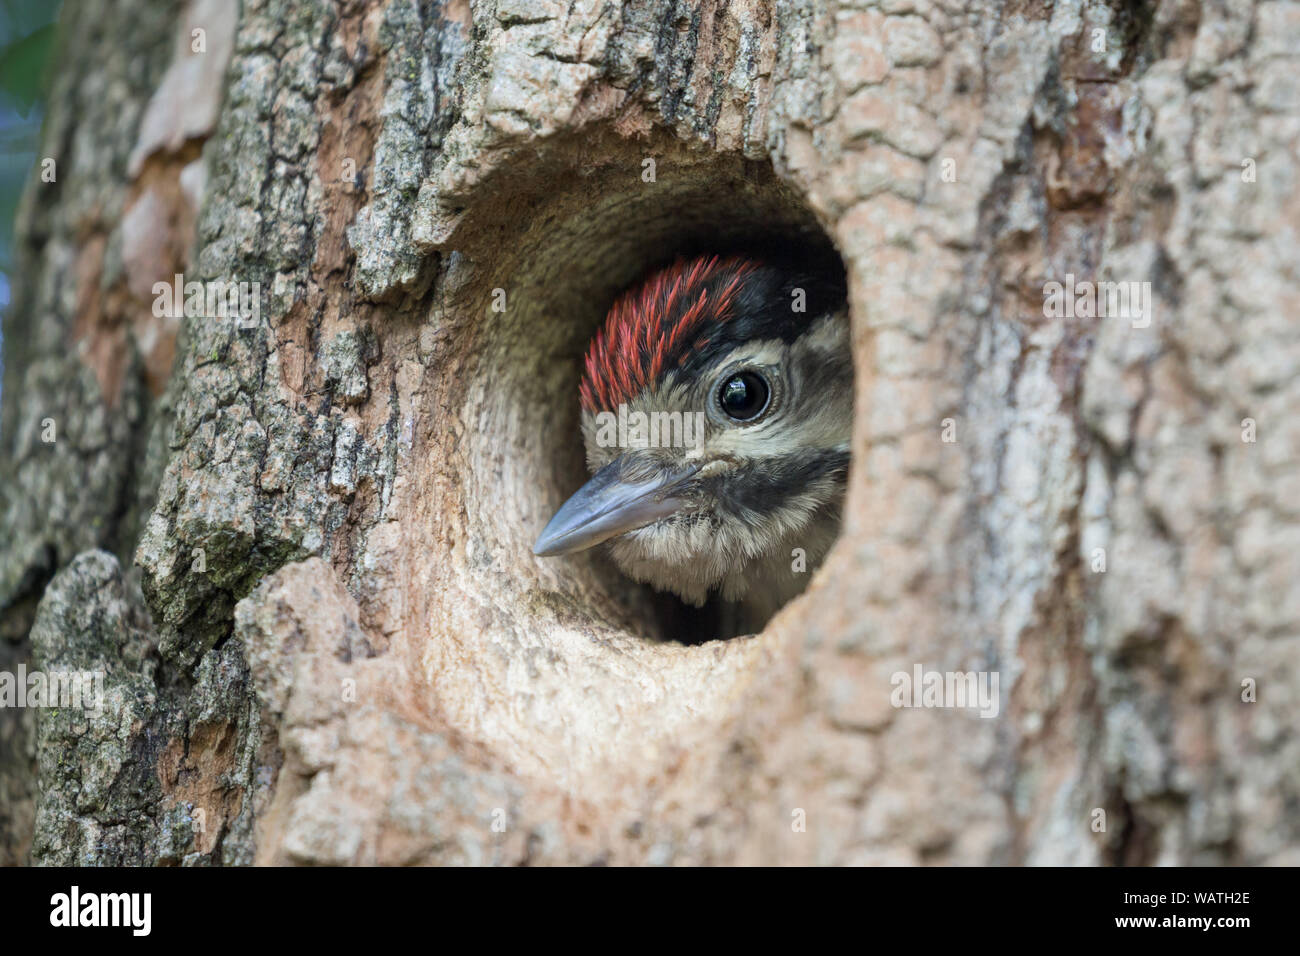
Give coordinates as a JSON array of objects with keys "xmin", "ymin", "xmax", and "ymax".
[{"xmin": 533, "ymin": 459, "xmax": 698, "ymax": 557}]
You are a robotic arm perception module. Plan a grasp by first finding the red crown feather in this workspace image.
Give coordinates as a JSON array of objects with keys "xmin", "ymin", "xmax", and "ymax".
[{"xmin": 579, "ymin": 254, "xmax": 758, "ymax": 413}]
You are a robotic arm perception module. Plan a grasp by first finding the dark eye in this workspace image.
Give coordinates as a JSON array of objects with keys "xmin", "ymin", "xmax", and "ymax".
[{"xmin": 717, "ymin": 370, "xmax": 771, "ymax": 422}]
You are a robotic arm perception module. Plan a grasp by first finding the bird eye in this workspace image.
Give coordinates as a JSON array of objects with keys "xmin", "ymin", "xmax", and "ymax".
[{"xmin": 717, "ymin": 370, "xmax": 771, "ymax": 422}]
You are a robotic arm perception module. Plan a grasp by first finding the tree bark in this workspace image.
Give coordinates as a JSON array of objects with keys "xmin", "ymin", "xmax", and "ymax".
[{"xmin": 2, "ymin": 0, "xmax": 1297, "ymax": 865}]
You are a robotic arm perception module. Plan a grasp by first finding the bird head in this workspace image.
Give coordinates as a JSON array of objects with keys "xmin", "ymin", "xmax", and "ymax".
[{"xmin": 535, "ymin": 254, "xmax": 852, "ymax": 615}]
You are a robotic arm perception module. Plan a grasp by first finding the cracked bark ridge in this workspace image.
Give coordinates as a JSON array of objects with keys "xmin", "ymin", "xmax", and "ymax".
[
  {"xmin": 31, "ymin": 551, "xmax": 268, "ymax": 865},
  {"xmin": 2, "ymin": 0, "xmax": 1297, "ymax": 865}
]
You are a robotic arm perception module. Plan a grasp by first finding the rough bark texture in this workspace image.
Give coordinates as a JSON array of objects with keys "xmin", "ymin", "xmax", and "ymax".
[{"xmin": 2, "ymin": 0, "xmax": 1297, "ymax": 865}]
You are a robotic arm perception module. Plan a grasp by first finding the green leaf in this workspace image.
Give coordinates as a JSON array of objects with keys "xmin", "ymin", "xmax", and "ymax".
[{"xmin": 0, "ymin": 23, "xmax": 55, "ymax": 117}]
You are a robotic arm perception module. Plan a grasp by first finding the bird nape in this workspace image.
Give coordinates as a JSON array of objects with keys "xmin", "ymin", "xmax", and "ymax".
[{"xmin": 535, "ymin": 252, "xmax": 852, "ymax": 636}]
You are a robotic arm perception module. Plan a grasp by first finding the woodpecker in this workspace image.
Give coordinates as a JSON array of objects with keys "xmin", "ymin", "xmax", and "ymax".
[{"xmin": 534, "ymin": 253, "xmax": 852, "ymax": 629}]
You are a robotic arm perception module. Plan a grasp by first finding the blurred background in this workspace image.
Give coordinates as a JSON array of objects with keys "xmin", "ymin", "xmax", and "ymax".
[{"xmin": 0, "ymin": 0, "xmax": 61, "ymax": 402}]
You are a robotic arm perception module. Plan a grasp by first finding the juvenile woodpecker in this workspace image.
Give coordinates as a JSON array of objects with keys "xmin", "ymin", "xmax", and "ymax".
[{"xmin": 534, "ymin": 254, "xmax": 852, "ymax": 627}]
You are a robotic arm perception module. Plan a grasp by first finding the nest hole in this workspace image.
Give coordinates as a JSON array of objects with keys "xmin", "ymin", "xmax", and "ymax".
[{"xmin": 442, "ymin": 130, "xmax": 848, "ymax": 646}]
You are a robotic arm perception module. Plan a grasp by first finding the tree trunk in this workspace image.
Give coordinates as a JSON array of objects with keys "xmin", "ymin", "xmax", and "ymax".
[{"xmin": 2, "ymin": 0, "xmax": 1297, "ymax": 865}]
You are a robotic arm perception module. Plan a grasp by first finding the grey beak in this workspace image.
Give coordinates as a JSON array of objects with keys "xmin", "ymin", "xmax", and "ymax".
[{"xmin": 533, "ymin": 460, "xmax": 698, "ymax": 557}]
